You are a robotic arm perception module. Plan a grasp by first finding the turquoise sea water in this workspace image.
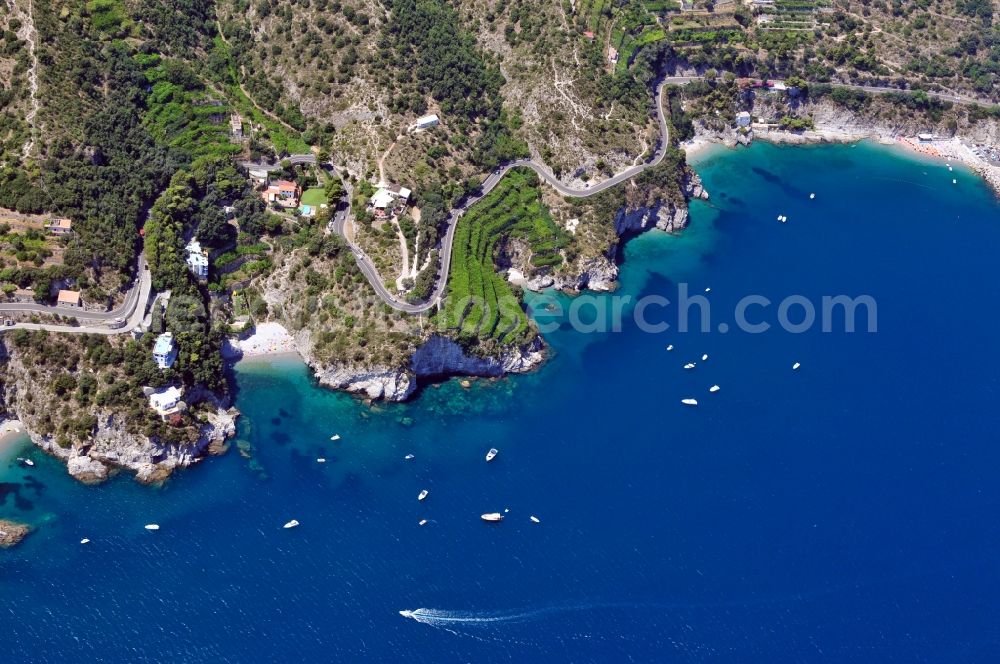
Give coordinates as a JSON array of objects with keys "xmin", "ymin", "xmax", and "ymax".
[{"xmin": 3, "ymin": 142, "xmax": 1000, "ymax": 661}]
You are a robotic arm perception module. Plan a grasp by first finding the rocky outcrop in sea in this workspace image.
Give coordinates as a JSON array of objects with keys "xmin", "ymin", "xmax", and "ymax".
[{"xmin": 0, "ymin": 519, "xmax": 30, "ymax": 548}]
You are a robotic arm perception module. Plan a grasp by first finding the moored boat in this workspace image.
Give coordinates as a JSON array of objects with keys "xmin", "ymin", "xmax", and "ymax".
[
  {"xmin": 485, "ymin": 448, "xmax": 498, "ymax": 462},
  {"xmin": 418, "ymin": 490, "xmax": 428, "ymax": 501},
  {"xmin": 481, "ymin": 513, "xmax": 503, "ymax": 523},
  {"xmin": 283, "ymin": 519, "xmax": 299, "ymax": 529},
  {"xmin": 530, "ymin": 516, "xmax": 540, "ymax": 524},
  {"xmin": 144, "ymin": 524, "xmax": 160, "ymax": 531},
  {"xmin": 681, "ymin": 398, "xmax": 698, "ymax": 406}
]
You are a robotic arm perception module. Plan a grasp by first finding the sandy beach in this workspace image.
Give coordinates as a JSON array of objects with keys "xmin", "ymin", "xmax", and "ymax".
[
  {"xmin": 0, "ymin": 419, "xmax": 28, "ymax": 455},
  {"xmin": 224, "ymin": 322, "xmax": 298, "ymax": 359}
]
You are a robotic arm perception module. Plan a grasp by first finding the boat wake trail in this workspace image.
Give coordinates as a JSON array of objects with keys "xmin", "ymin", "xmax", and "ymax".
[{"xmin": 398, "ymin": 602, "xmax": 681, "ymax": 629}]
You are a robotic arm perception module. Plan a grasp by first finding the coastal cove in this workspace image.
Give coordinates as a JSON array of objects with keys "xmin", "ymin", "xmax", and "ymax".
[{"xmin": 3, "ymin": 142, "xmax": 1000, "ymax": 660}]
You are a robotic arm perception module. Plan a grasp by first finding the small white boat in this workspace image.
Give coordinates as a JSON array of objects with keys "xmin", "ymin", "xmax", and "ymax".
[
  {"xmin": 705, "ymin": 287, "xmax": 711, "ymax": 293},
  {"xmin": 792, "ymin": 362, "xmax": 801, "ymax": 370},
  {"xmin": 666, "ymin": 344, "xmax": 674, "ymax": 351},
  {"xmin": 283, "ymin": 519, "xmax": 300, "ymax": 529},
  {"xmin": 530, "ymin": 516, "xmax": 540, "ymax": 524},
  {"xmin": 948, "ymin": 166, "xmax": 953, "ymax": 171},
  {"xmin": 80, "ymin": 538, "xmax": 90, "ymax": 545},
  {"xmin": 23, "ymin": 459, "xmax": 34, "ymax": 467},
  {"xmin": 418, "ymin": 490, "xmax": 428, "ymax": 501},
  {"xmin": 777, "ymin": 215, "xmax": 782, "ymax": 221},
  {"xmin": 316, "ymin": 458, "xmax": 326, "ymax": 463},
  {"xmin": 404, "ymin": 454, "xmax": 414, "ymax": 460},
  {"xmin": 481, "ymin": 513, "xmax": 504, "ymax": 522},
  {"xmin": 681, "ymin": 398, "xmax": 698, "ymax": 406},
  {"xmin": 485, "ymin": 448, "xmax": 498, "ymax": 462},
  {"xmin": 684, "ymin": 363, "xmax": 696, "ymax": 370},
  {"xmin": 952, "ymin": 179, "xmax": 957, "ymax": 184},
  {"xmin": 701, "ymin": 354, "xmax": 709, "ymax": 361},
  {"xmin": 809, "ymin": 193, "xmax": 815, "ymax": 199},
  {"xmin": 330, "ymin": 434, "xmax": 341, "ymax": 441},
  {"xmin": 144, "ymin": 524, "xmax": 160, "ymax": 531},
  {"xmin": 418, "ymin": 519, "xmax": 428, "ymax": 526},
  {"xmin": 709, "ymin": 385, "xmax": 720, "ymax": 393}
]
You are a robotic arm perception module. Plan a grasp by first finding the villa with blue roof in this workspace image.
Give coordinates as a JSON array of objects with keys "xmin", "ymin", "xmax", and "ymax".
[{"xmin": 153, "ymin": 332, "xmax": 178, "ymax": 369}]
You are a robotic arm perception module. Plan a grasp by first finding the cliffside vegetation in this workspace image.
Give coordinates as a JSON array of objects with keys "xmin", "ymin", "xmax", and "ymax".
[{"xmin": 2, "ymin": 330, "xmax": 215, "ymax": 447}]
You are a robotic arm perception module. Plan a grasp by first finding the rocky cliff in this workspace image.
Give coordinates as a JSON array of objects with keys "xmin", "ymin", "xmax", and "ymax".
[
  {"xmin": 303, "ymin": 331, "xmax": 545, "ymax": 402},
  {"xmin": 27, "ymin": 406, "xmax": 237, "ymax": 485},
  {"xmin": 527, "ymin": 169, "xmax": 709, "ymax": 293}
]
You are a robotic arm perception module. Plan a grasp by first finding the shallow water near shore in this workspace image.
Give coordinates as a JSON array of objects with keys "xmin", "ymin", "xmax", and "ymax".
[{"xmin": 2, "ymin": 141, "xmax": 1000, "ymax": 661}]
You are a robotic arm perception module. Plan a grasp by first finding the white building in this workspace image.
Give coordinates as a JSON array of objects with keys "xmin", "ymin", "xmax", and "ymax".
[
  {"xmin": 153, "ymin": 332, "xmax": 178, "ymax": 370},
  {"xmin": 148, "ymin": 386, "xmax": 184, "ymax": 416},
  {"xmin": 369, "ymin": 184, "xmax": 411, "ymax": 219},
  {"xmin": 415, "ymin": 114, "xmax": 439, "ymax": 130},
  {"xmin": 185, "ymin": 239, "xmax": 209, "ymax": 279},
  {"xmin": 736, "ymin": 111, "xmax": 752, "ymax": 128}
]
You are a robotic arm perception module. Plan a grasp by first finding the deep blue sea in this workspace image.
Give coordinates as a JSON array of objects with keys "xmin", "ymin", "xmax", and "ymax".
[{"xmin": 3, "ymin": 142, "xmax": 1000, "ymax": 662}]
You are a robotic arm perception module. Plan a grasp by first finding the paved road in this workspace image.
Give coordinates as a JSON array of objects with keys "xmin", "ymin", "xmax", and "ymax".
[
  {"xmin": 241, "ymin": 154, "xmax": 317, "ymax": 172},
  {"xmin": 336, "ymin": 78, "xmax": 681, "ymax": 314},
  {"xmin": 0, "ymin": 255, "xmax": 152, "ymax": 334}
]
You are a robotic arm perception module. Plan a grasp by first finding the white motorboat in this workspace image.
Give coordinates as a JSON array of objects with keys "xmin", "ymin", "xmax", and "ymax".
[
  {"xmin": 709, "ymin": 385, "xmax": 720, "ymax": 393},
  {"xmin": 283, "ymin": 519, "xmax": 300, "ymax": 529},
  {"xmin": 809, "ymin": 193, "xmax": 815, "ymax": 199},
  {"xmin": 684, "ymin": 363, "xmax": 696, "ymax": 369},
  {"xmin": 792, "ymin": 362, "xmax": 801, "ymax": 370},
  {"xmin": 330, "ymin": 434, "xmax": 341, "ymax": 441},
  {"xmin": 418, "ymin": 519, "xmax": 428, "ymax": 526},
  {"xmin": 485, "ymin": 448, "xmax": 498, "ymax": 462},
  {"xmin": 317, "ymin": 458, "xmax": 326, "ymax": 463},
  {"xmin": 144, "ymin": 524, "xmax": 160, "ymax": 531},
  {"xmin": 418, "ymin": 490, "xmax": 428, "ymax": 501},
  {"xmin": 481, "ymin": 513, "xmax": 504, "ymax": 522},
  {"xmin": 80, "ymin": 538, "xmax": 90, "ymax": 545},
  {"xmin": 681, "ymin": 398, "xmax": 698, "ymax": 406},
  {"xmin": 530, "ymin": 516, "xmax": 540, "ymax": 524},
  {"xmin": 666, "ymin": 344, "xmax": 674, "ymax": 351},
  {"xmin": 701, "ymin": 354, "xmax": 709, "ymax": 361},
  {"xmin": 404, "ymin": 454, "xmax": 414, "ymax": 460}
]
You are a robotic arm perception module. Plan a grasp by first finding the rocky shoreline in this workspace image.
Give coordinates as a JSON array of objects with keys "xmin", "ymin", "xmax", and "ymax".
[
  {"xmin": 300, "ymin": 331, "xmax": 545, "ymax": 402},
  {"xmin": 687, "ymin": 98, "xmax": 1000, "ymax": 197},
  {"xmin": 28, "ymin": 404, "xmax": 238, "ymax": 485}
]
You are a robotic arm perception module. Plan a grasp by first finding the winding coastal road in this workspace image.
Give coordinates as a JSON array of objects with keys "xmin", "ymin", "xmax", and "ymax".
[
  {"xmin": 339, "ymin": 77, "xmax": 683, "ymax": 314},
  {"xmin": 0, "ymin": 255, "xmax": 152, "ymax": 334},
  {"xmin": 336, "ymin": 76, "xmax": 998, "ymax": 314}
]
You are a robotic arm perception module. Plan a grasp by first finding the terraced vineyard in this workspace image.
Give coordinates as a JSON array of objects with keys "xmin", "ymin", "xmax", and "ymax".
[{"xmin": 441, "ymin": 169, "xmax": 568, "ymax": 345}]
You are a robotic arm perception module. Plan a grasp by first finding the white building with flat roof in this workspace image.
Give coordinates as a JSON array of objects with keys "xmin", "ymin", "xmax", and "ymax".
[
  {"xmin": 148, "ymin": 386, "xmax": 184, "ymax": 416},
  {"xmin": 153, "ymin": 332, "xmax": 178, "ymax": 369}
]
